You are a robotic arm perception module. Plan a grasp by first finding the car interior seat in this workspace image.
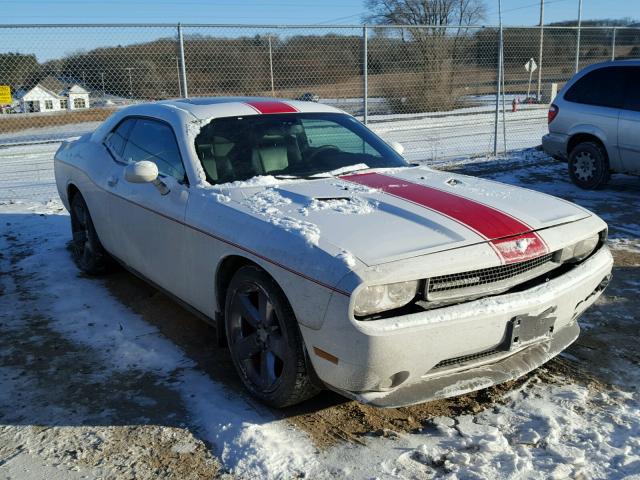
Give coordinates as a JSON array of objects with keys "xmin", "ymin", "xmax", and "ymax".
[
  {"xmin": 251, "ymin": 126, "xmax": 303, "ymax": 175},
  {"xmin": 196, "ymin": 136, "xmax": 234, "ymax": 183}
]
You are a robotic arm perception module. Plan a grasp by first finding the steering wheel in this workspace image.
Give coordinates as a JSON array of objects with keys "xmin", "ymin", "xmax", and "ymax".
[{"xmin": 306, "ymin": 145, "xmax": 340, "ymax": 163}]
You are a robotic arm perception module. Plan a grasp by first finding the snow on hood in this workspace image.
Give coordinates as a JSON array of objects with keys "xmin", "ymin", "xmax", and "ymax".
[{"xmin": 221, "ymin": 166, "xmax": 590, "ymax": 266}]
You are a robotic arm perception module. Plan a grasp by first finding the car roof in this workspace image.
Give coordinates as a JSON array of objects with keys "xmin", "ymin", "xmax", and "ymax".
[
  {"xmin": 579, "ymin": 59, "xmax": 640, "ymax": 73},
  {"xmin": 153, "ymin": 96, "xmax": 343, "ymax": 120}
]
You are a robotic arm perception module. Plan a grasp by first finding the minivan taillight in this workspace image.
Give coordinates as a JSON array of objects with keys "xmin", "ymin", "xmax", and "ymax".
[{"xmin": 548, "ymin": 104, "xmax": 559, "ymax": 124}]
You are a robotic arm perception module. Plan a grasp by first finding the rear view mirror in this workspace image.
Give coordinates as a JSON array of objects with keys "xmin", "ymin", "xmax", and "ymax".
[
  {"xmin": 389, "ymin": 141, "xmax": 405, "ymax": 155},
  {"xmin": 124, "ymin": 161, "xmax": 158, "ymax": 183}
]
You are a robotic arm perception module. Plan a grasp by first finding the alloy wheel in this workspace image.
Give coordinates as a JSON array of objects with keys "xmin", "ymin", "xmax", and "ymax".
[
  {"xmin": 573, "ymin": 151, "xmax": 596, "ymax": 182},
  {"xmin": 227, "ymin": 284, "xmax": 288, "ymax": 392}
]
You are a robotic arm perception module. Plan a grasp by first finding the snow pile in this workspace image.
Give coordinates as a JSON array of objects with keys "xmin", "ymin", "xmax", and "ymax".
[
  {"xmin": 390, "ymin": 381, "xmax": 640, "ymax": 479},
  {"xmin": 336, "ymin": 249, "xmax": 357, "ymax": 268},
  {"xmin": 244, "ymin": 189, "xmax": 321, "ymax": 246},
  {"xmin": 300, "ymin": 196, "xmax": 376, "ymax": 216},
  {"xmin": 332, "ymin": 180, "xmax": 380, "ymax": 194}
]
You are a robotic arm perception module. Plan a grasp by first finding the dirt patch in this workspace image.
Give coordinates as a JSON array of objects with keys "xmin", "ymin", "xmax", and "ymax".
[
  {"xmin": 0, "ymin": 227, "xmax": 225, "ymax": 479},
  {"xmin": 0, "ymin": 108, "xmax": 115, "ymax": 134},
  {"xmin": 611, "ymin": 247, "xmax": 640, "ymax": 267},
  {"xmin": 0, "ymin": 425, "xmax": 222, "ymax": 480}
]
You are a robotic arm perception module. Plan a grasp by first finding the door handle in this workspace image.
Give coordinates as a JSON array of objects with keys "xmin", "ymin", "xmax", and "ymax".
[{"xmin": 107, "ymin": 176, "xmax": 118, "ymax": 187}]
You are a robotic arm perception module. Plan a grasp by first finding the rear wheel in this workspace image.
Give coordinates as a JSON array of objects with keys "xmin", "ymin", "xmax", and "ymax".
[
  {"xmin": 224, "ymin": 265, "xmax": 319, "ymax": 407},
  {"xmin": 568, "ymin": 141, "xmax": 610, "ymax": 189},
  {"xmin": 69, "ymin": 193, "xmax": 112, "ymax": 275}
]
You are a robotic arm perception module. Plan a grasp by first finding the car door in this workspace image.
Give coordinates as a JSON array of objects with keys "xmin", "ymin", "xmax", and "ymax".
[
  {"xmin": 105, "ymin": 116, "xmax": 190, "ymax": 300},
  {"xmin": 618, "ymin": 66, "xmax": 640, "ymax": 174}
]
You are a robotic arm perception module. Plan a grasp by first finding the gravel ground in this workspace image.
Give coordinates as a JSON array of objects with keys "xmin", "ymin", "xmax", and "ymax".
[{"xmin": 1, "ymin": 148, "xmax": 639, "ymax": 478}]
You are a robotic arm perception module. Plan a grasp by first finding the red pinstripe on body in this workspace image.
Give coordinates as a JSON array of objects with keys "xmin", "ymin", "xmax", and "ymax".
[
  {"xmin": 340, "ymin": 172, "xmax": 548, "ymax": 264},
  {"xmin": 244, "ymin": 101, "xmax": 298, "ymax": 114}
]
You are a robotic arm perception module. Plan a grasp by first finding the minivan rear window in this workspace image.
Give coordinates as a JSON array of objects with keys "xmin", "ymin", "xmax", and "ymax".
[{"xmin": 564, "ymin": 67, "xmax": 627, "ymax": 109}]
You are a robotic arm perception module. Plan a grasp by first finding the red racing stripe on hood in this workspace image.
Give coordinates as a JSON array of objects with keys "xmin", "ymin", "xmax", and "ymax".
[
  {"xmin": 341, "ymin": 172, "xmax": 548, "ymax": 263},
  {"xmin": 245, "ymin": 100, "xmax": 298, "ymax": 114}
]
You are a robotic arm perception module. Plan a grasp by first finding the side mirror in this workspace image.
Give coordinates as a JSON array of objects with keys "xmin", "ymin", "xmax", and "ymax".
[
  {"xmin": 124, "ymin": 161, "xmax": 158, "ymax": 183},
  {"xmin": 389, "ymin": 141, "xmax": 405, "ymax": 155}
]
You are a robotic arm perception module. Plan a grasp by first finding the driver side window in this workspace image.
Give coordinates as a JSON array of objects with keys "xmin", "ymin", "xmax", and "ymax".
[
  {"xmin": 121, "ymin": 118, "xmax": 186, "ymax": 182},
  {"xmin": 105, "ymin": 118, "xmax": 135, "ymax": 157}
]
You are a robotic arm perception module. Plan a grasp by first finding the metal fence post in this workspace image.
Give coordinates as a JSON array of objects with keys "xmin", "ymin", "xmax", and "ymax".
[
  {"xmin": 536, "ymin": 1, "xmax": 545, "ymax": 100},
  {"xmin": 611, "ymin": 27, "xmax": 617, "ymax": 60},
  {"xmin": 493, "ymin": 25, "xmax": 503, "ymax": 156},
  {"xmin": 177, "ymin": 23, "xmax": 189, "ymax": 98},
  {"xmin": 363, "ymin": 25, "xmax": 368, "ymax": 125},
  {"xmin": 268, "ymin": 35, "xmax": 275, "ymax": 97},
  {"xmin": 574, "ymin": 0, "xmax": 583, "ymax": 73}
]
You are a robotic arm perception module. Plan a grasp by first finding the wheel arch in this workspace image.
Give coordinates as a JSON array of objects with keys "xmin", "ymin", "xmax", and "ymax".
[
  {"xmin": 567, "ymin": 132, "xmax": 608, "ymax": 160},
  {"xmin": 215, "ymin": 255, "xmax": 263, "ymax": 314},
  {"xmin": 67, "ymin": 182, "xmax": 80, "ymax": 204}
]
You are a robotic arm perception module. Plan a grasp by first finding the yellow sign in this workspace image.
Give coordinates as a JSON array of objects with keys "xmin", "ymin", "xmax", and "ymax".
[{"xmin": 0, "ymin": 85, "xmax": 12, "ymax": 105}]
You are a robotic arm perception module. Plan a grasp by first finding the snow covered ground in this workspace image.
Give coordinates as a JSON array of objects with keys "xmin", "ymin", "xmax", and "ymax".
[{"xmin": 1, "ymin": 140, "xmax": 639, "ymax": 478}]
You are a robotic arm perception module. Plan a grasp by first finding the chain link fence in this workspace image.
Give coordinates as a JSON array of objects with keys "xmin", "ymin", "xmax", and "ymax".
[{"xmin": 0, "ymin": 23, "xmax": 639, "ymax": 200}]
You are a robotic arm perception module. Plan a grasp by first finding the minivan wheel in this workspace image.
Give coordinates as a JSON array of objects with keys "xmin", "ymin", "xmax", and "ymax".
[
  {"xmin": 69, "ymin": 193, "xmax": 112, "ymax": 275},
  {"xmin": 568, "ymin": 141, "xmax": 610, "ymax": 189},
  {"xmin": 224, "ymin": 266, "xmax": 320, "ymax": 407}
]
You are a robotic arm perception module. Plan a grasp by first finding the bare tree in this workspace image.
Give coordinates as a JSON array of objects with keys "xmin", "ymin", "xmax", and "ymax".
[
  {"xmin": 366, "ymin": 0, "xmax": 486, "ymax": 112},
  {"xmin": 366, "ymin": 0, "xmax": 485, "ymax": 29}
]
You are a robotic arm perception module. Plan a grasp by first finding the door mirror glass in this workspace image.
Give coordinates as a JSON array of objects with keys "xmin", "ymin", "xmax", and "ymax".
[{"xmin": 124, "ymin": 160, "xmax": 159, "ymax": 183}]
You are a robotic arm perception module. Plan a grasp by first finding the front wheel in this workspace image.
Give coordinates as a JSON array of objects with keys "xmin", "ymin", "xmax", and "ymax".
[
  {"xmin": 224, "ymin": 266, "xmax": 319, "ymax": 407},
  {"xmin": 568, "ymin": 141, "xmax": 610, "ymax": 189},
  {"xmin": 69, "ymin": 193, "xmax": 113, "ymax": 275}
]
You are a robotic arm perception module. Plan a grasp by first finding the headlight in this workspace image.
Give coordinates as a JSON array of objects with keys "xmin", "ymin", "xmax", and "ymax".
[
  {"xmin": 557, "ymin": 233, "xmax": 600, "ymax": 263},
  {"xmin": 354, "ymin": 280, "xmax": 419, "ymax": 317}
]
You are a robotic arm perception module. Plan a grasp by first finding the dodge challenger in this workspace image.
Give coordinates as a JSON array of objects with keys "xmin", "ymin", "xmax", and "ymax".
[{"xmin": 54, "ymin": 97, "xmax": 613, "ymax": 407}]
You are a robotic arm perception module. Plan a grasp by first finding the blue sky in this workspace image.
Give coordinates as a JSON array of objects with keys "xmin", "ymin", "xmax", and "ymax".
[
  {"xmin": 1, "ymin": 1, "xmax": 636, "ymax": 62},
  {"xmin": 1, "ymin": 0, "xmax": 635, "ymax": 26}
]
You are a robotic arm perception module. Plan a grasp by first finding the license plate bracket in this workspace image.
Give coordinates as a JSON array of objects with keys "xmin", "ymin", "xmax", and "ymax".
[{"xmin": 502, "ymin": 306, "xmax": 557, "ymax": 351}]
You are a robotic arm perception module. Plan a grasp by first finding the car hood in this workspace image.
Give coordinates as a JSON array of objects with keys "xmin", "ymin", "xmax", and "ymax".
[{"xmin": 227, "ymin": 167, "xmax": 590, "ymax": 266}]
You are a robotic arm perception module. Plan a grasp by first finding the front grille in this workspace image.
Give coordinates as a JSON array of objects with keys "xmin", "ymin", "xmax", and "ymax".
[
  {"xmin": 426, "ymin": 253, "xmax": 556, "ymax": 303},
  {"xmin": 432, "ymin": 348, "xmax": 501, "ymax": 369}
]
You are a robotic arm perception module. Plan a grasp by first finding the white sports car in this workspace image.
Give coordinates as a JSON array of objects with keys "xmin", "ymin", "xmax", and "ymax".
[{"xmin": 54, "ymin": 97, "xmax": 613, "ymax": 408}]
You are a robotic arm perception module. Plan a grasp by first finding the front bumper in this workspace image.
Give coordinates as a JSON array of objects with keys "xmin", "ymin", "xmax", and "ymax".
[
  {"xmin": 542, "ymin": 132, "xmax": 568, "ymax": 159},
  {"xmin": 301, "ymin": 245, "xmax": 613, "ymax": 407},
  {"xmin": 347, "ymin": 320, "xmax": 580, "ymax": 407}
]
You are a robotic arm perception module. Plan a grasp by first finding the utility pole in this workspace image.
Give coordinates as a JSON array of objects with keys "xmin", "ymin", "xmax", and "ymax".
[
  {"xmin": 536, "ymin": 0, "xmax": 544, "ymax": 100},
  {"xmin": 268, "ymin": 35, "xmax": 275, "ymax": 97},
  {"xmin": 575, "ymin": 0, "xmax": 583, "ymax": 73}
]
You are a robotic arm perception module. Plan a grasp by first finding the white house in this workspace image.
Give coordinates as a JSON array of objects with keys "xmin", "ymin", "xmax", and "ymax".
[{"xmin": 14, "ymin": 76, "xmax": 90, "ymax": 113}]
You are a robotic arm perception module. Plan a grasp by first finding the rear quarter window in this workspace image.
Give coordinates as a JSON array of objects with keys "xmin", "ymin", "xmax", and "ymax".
[{"xmin": 564, "ymin": 67, "xmax": 627, "ymax": 109}]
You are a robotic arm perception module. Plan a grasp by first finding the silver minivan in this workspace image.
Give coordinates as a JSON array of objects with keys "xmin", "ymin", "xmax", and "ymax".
[{"xmin": 542, "ymin": 60, "xmax": 640, "ymax": 189}]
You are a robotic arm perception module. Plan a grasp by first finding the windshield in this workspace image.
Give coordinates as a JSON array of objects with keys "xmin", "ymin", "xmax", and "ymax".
[{"xmin": 194, "ymin": 112, "xmax": 407, "ymax": 185}]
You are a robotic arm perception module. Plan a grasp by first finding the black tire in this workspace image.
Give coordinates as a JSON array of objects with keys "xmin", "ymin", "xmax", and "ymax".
[
  {"xmin": 568, "ymin": 141, "xmax": 610, "ymax": 189},
  {"xmin": 69, "ymin": 193, "xmax": 112, "ymax": 275},
  {"xmin": 224, "ymin": 265, "xmax": 319, "ymax": 407}
]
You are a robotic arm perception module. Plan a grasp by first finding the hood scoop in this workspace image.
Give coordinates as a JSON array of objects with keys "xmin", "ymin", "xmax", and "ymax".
[{"xmin": 313, "ymin": 196, "xmax": 352, "ymax": 202}]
